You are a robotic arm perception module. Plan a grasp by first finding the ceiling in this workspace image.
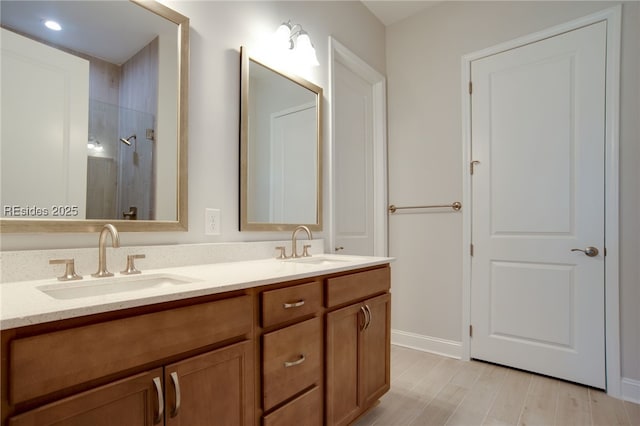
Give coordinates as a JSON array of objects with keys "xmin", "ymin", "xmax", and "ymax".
[
  {"xmin": 2, "ymin": 1, "xmax": 439, "ymax": 62},
  {"xmin": 0, "ymin": 1, "xmax": 176, "ymax": 65},
  {"xmin": 361, "ymin": 1, "xmax": 440, "ymax": 26}
]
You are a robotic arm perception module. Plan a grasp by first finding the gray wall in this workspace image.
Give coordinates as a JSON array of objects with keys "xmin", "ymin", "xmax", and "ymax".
[
  {"xmin": 386, "ymin": 1, "xmax": 639, "ymax": 384},
  {"xmin": 0, "ymin": 0, "xmax": 386, "ymax": 249}
]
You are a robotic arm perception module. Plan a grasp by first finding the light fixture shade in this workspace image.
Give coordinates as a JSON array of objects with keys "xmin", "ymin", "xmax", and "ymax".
[
  {"xmin": 275, "ymin": 22, "xmax": 292, "ymax": 50},
  {"xmin": 295, "ymin": 32, "xmax": 319, "ymax": 67}
]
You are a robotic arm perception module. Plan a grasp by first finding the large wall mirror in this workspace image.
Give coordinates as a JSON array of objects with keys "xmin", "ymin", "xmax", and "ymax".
[
  {"xmin": 0, "ymin": 0, "xmax": 188, "ymax": 233},
  {"xmin": 240, "ymin": 47, "xmax": 322, "ymax": 231}
]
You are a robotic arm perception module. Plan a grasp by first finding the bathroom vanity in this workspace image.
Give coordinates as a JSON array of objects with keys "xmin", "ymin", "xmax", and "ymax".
[{"xmin": 0, "ymin": 255, "xmax": 391, "ymax": 426}]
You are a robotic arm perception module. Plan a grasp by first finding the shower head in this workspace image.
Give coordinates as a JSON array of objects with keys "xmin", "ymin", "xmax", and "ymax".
[{"xmin": 120, "ymin": 134, "xmax": 136, "ymax": 145}]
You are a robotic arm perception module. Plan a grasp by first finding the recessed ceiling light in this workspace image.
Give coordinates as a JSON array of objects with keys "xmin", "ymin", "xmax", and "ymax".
[{"xmin": 43, "ymin": 20, "xmax": 62, "ymax": 31}]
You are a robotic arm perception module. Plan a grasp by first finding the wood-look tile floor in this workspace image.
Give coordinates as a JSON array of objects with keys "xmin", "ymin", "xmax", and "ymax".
[{"xmin": 354, "ymin": 345, "xmax": 640, "ymax": 426}]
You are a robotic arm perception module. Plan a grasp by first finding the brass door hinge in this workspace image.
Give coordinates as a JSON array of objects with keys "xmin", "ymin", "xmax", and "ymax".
[
  {"xmin": 470, "ymin": 160, "xmax": 480, "ymax": 175},
  {"xmin": 470, "ymin": 244, "xmax": 474, "ymax": 256},
  {"xmin": 468, "ymin": 81, "xmax": 473, "ymax": 94},
  {"xmin": 469, "ymin": 325, "xmax": 473, "ymax": 337}
]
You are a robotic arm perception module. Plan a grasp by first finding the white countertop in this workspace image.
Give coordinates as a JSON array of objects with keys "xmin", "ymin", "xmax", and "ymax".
[{"xmin": 0, "ymin": 254, "xmax": 392, "ymax": 330}]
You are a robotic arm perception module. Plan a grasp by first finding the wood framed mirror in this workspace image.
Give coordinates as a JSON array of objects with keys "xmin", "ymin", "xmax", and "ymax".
[
  {"xmin": 0, "ymin": 0, "xmax": 189, "ymax": 233},
  {"xmin": 239, "ymin": 46, "xmax": 322, "ymax": 232}
]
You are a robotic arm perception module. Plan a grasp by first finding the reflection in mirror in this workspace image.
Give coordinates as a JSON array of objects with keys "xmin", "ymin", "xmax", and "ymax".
[
  {"xmin": 240, "ymin": 47, "xmax": 322, "ymax": 231},
  {"xmin": 0, "ymin": 0, "xmax": 188, "ymax": 233}
]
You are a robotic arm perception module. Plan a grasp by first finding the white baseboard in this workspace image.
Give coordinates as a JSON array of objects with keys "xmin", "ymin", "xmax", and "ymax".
[
  {"xmin": 391, "ymin": 329, "xmax": 462, "ymax": 359},
  {"xmin": 622, "ymin": 377, "xmax": 640, "ymax": 404}
]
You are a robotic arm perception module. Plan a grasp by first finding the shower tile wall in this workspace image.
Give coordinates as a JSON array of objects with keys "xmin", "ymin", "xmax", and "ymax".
[
  {"xmin": 86, "ymin": 58, "xmax": 120, "ymax": 219},
  {"xmin": 86, "ymin": 155, "xmax": 117, "ymax": 219},
  {"xmin": 118, "ymin": 38, "xmax": 158, "ymax": 220},
  {"xmin": 85, "ymin": 39, "xmax": 158, "ymax": 220}
]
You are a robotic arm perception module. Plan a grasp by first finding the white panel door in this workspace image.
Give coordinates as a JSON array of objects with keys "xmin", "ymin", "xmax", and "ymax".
[
  {"xmin": 1, "ymin": 28, "xmax": 88, "ymax": 218},
  {"xmin": 271, "ymin": 104, "xmax": 317, "ymax": 224},
  {"xmin": 470, "ymin": 22, "xmax": 606, "ymax": 388},
  {"xmin": 334, "ymin": 60, "xmax": 374, "ymax": 255}
]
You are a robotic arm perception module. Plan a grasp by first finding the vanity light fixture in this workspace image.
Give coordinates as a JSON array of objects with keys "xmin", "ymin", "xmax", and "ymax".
[{"xmin": 275, "ymin": 20, "xmax": 319, "ymax": 67}]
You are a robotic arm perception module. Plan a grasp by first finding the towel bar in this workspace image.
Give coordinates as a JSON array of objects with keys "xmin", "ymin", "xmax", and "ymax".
[{"xmin": 388, "ymin": 202, "xmax": 461, "ymax": 213}]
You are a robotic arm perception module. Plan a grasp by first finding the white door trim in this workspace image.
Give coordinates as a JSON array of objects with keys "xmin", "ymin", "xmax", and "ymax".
[
  {"xmin": 461, "ymin": 6, "xmax": 621, "ymax": 397},
  {"xmin": 328, "ymin": 37, "xmax": 388, "ymax": 256}
]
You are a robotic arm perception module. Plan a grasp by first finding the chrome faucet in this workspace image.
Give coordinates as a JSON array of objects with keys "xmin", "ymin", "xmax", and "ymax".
[
  {"xmin": 92, "ymin": 224, "xmax": 120, "ymax": 277},
  {"xmin": 291, "ymin": 225, "xmax": 312, "ymax": 258}
]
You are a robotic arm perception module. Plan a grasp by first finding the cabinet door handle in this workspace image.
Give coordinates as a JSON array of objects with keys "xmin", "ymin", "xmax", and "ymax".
[
  {"xmin": 170, "ymin": 371, "xmax": 181, "ymax": 417},
  {"xmin": 152, "ymin": 376, "xmax": 164, "ymax": 424},
  {"xmin": 283, "ymin": 299, "xmax": 305, "ymax": 309},
  {"xmin": 360, "ymin": 306, "xmax": 369, "ymax": 331},
  {"xmin": 283, "ymin": 354, "xmax": 306, "ymax": 368},
  {"xmin": 364, "ymin": 305, "xmax": 372, "ymax": 330}
]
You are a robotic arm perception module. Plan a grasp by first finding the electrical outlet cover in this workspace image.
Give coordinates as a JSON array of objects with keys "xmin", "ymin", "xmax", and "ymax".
[{"xmin": 205, "ymin": 208, "xmax": 221, "ymax": 235}]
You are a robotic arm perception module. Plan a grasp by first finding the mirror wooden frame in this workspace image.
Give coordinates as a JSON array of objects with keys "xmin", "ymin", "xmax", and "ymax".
[
  {"xmin": 239, "ymin": 46, "xmax": 323, "ymax": 232},
  {"xmin": 0, "ymin": 0, "xmax": 189, "ymax": 233}
]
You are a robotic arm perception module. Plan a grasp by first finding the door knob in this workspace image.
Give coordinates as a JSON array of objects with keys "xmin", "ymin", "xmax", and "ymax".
[{"xmin": 571, "ymin": 246, "xmax": 599, "ymax": 257}]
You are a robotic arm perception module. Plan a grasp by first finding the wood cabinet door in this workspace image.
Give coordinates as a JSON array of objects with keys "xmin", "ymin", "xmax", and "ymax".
[
  {"xmin": 8, "ymin": 369, "xmax": 163, "ymax": 426},
  {"xmin": 325, "ymin": 302, "xmax": 366, "ymax": 426},
  {"xmin": 361, "ymin": 293, "xmax": 391, "ymax": 408},
  {"xmin": 164, "ymin": 341, "xmax": 253, "ymax": 426}
]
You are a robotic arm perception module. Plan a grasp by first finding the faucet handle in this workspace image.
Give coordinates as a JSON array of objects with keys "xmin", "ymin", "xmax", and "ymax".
[
  {"xmin": 49, "ymin": 259, "xmax": 82, "ymax": 281},
  {"xmin": 121, "ymin": 254, "xmax": 145, "ymax": 275},
  {"xmin": 275, "ymin": 246, "xmax": 289, "ymax": 259},
  {"xmin": 302, "ymin": 244, "xmax": 312, "ymax": 257}
]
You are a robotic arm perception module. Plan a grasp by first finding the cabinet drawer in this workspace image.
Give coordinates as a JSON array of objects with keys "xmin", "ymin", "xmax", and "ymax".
[
  {"xmin": 263, "ymin": 385, "xmax": 322, "ymax": 426},
  {"xmin": 9, "ymin": 295, "xmax": 252, "ymax": 404},
  {"xmin": 262, "ymin": 317, "xmax": 322, "ymax": 411},
  {"xmin": 326, "ymin": 266, "xmax": 390, "ymax": 308},
  {"xmin": 262, "ymin": 281, "xmax": 322, "ymax": 328}
]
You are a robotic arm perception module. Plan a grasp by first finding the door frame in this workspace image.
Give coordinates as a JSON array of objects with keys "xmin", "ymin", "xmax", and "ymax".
[
  {"xmin": 460, "ymin": 6, "xmax": 621, "ymax": 397},
  {"xmin": 328, "ymin": 37, "xmax": 388, "ymax": 256}
]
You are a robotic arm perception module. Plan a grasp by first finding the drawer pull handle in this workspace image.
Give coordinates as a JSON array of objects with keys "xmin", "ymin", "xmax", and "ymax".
[
  {"xmin": 153, "ymin": 376, "xmax": 164, "ymax": 424},
  {"xmin": 170, "ymin": 371, "xmax": 181, "ymax": 417},
  {"xmin": 284, "ymin": 354, "xmax": 306, "ymax": 368},
  {"xmin": 283, "ymin": 299, "xmax": 305, "ymax": 309}
]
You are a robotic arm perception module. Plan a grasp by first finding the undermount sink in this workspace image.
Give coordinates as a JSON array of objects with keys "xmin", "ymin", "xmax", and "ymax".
[
  {"xmin": 285, "ymin": 256, "xmax": 353, "ymax": 266},
  {"xmin": 38, "ymin": 273, "xmax": 196, "ymax": 300}
]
